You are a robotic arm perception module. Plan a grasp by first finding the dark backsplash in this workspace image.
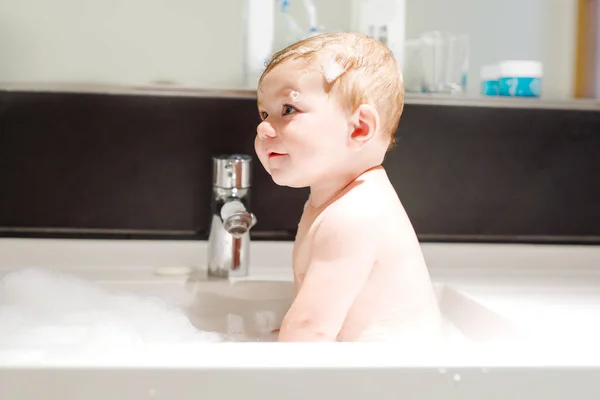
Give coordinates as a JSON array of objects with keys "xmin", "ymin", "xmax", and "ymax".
[{"xmin": 1, "ymin": 89, "xmax": 599, "ymax": 244}]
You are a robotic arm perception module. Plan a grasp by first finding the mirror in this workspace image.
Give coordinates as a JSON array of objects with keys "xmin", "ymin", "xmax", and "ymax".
[{"xmin": 0, "ymin": 0, "xmax": 590, "ymax": 101}]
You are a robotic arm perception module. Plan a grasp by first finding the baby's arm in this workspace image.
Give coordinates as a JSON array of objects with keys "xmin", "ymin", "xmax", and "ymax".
[{"xmin": 277, "ymin": 213, "xmax": 378, "ymax": 342}]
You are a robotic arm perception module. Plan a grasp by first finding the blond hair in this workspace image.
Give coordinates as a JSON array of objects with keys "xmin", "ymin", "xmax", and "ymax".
[{"xmin": 259, "ymin": 32, "xmax": 404, "ymax": 150}]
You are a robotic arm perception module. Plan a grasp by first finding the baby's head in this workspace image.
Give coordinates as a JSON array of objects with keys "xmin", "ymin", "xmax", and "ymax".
[{"xmin": 255, "ymin": 32, "xmax": 404, "ymax": 188}]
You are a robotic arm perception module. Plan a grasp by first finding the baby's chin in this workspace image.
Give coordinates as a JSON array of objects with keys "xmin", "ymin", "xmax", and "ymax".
[{"xmin": 269, "ymin": 170, "xmax": 309, "ymax": 188}]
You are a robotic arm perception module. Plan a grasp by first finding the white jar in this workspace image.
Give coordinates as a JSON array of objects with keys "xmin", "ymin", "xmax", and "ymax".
[{"xmin": 498, "ymin": 60, "xmax": 543, "ymax": 97}]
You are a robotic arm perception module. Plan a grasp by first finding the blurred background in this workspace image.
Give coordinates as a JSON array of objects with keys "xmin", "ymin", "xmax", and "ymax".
[
  {"xmin": 0, "ymin": 0, "xmax": 598, "ymax": 242},
  {"xmin": 0, "ymin": 0, "xmax": 597, "ymax": 100}
]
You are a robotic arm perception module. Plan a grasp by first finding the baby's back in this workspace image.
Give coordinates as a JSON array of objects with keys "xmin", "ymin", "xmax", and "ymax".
[{"xmin": 329, "ymin": 168, "xmax": 442, "ymax": 343}]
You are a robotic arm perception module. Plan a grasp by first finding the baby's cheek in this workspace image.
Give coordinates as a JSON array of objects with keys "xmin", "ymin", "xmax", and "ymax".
[
  {"xmin": 253, "ymin": 135, "xmax": 261, "ymax": 154},
  {"xmin": 254, "ymin": 136, "xmax": 265, "ymax": 156},
  {"xmin": 254, "ymin": 140, "xmax": 270, "ymax": 172}
]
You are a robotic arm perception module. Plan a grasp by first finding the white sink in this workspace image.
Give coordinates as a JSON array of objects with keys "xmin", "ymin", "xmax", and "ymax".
[
  {"xmin": 1, "ymin": 238, "xmax": 597, "ymax": 351},
  {"xmin": 0, "ymin": 239, "xmax": 600, "ymax": 400},
  {"xmin": 2, "ymin": 239, "xmax": 600, "ymax": 400}
]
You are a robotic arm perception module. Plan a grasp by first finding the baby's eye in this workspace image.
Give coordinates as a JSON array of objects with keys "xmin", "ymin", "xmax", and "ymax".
[
  {"xmin": 259, "ymin": 111, "xmax": 269, "ymax": 120},
  {"xmin": 282, "ymin": 105, "xmax": 297, "ymax": 116}
]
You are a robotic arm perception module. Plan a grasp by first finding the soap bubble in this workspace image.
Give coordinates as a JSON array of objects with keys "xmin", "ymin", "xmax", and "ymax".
[{"xmin": 0, "ymin": 267, "xmax": 224, "ymax": 353}]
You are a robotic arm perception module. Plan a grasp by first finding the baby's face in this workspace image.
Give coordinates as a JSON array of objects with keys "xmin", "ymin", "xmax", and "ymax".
[{"xmin": 255, "ymin": 59, "xmax": 352, "ymax": 188}]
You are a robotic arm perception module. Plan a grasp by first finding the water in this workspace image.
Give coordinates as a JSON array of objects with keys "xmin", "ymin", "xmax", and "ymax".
[{"xmin": 0, "ymin": 268, "xmax": 225, "ymax": 350}]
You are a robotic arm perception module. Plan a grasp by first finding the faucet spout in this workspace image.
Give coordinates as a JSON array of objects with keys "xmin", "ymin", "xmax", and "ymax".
[
  {"xmin": 220, "ymin": 199, "xmax": 257, "ymax": 238},
  {"xmin": 223, "ymin": 210, "xmax": 256, "ymax": 238}
]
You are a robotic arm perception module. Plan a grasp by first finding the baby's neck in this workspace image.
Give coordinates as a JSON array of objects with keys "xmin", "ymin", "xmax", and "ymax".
[{"xmin": 308, "ymin": 165, "xmax": 383, "ymax": 209}]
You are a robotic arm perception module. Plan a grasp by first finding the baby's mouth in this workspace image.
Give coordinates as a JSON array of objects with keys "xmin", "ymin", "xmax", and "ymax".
[{"xmin": 268, "ymin": 152, "xmax": 287, "ymax": 158}]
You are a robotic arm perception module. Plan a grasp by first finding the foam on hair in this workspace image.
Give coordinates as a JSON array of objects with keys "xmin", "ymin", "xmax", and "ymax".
[
  {"xmin": 321, "ymin": 53, "xmax": 346, "ymax": 83},
  {"xmin": 259, "ymin": 32, "xmax": 405, "ymax": 150}
]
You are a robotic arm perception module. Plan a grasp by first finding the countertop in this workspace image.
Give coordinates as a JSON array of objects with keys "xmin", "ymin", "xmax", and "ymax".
[{"xmin": 2, "ymin": 82, "xmax": 600, "ymax": 111}]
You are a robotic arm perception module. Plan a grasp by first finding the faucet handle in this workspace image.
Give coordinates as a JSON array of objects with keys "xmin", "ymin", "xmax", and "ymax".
[{"xmin": 213, "ymin": 154, "xmax": 252, "ymax": 189}]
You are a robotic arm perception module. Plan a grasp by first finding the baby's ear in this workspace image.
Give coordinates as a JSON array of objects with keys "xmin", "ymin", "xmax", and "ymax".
[{"xmin": 349, "ymin": 104, "xmax": 379, "ymax": 148}]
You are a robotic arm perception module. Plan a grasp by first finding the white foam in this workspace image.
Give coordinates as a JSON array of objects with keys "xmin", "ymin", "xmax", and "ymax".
[
  {"xmin": 322, "ymin": 55, "xmax": 345, "ymax": 83},
  {"xmin": 0, "ymin": 268, "xmax": 223, "ymax": 351}
]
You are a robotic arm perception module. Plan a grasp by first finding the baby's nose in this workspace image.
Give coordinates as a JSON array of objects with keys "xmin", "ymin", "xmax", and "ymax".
[{"xmin": 257, "ymin": 121, "xmax": 277, "ymax": 139}]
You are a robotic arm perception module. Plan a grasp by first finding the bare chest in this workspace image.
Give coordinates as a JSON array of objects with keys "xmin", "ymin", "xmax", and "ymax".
[
  {"xmin": 291, "ymin": 209, "xmax": 320, "ymax": 284},
  {"xmin": 292, "ymin": 234, "xmax": 311, "ymax": 284}
]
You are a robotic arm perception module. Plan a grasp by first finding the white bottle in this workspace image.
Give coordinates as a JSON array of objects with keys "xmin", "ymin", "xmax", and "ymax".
[
  {"xmin": 244, "ymin": 0, "xmax": 275, "ymax": 89},
  {"xmin": 355, "ymin": 0, "xmax": 406, "ymax": 69}
]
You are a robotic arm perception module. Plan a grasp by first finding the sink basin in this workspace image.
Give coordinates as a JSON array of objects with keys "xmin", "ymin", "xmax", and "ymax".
[
  {"xmin": 82, "ymin": 278, "xmax": 295, "ymax": 342},
  {"xmin": 188, "ymin": 281, "xmax": 294, "ymax": 341},
  {"xmin": 0, "ymin": 260, "xmax": 519, "ymax": 346},
  {"xmin": 96, "ymin": 277, "xmax": 517, "ymax": 344}
]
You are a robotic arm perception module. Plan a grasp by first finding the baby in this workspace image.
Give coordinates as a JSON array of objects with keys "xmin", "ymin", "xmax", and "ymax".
[{"xmin": 255, "ymin": 32, "xmax": 442, "ymax": 343}]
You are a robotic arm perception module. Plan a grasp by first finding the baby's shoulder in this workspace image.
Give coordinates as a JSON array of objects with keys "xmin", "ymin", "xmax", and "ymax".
[
  {"xmin": 319, "ymin": 186, "xmax": 387, "ymax": 233},
  {"xmin": 330, "ymin": 178, "xmax": 393, "ymax": 216},
  {"xmin": 319, "ymin": 178, "xmax": 404, "ymax": 241}
]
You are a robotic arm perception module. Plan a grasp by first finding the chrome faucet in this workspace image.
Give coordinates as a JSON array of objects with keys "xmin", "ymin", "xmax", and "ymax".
[{"xmin": 207, "ymin": 154, "xmax": 257, "ymax": 278}]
